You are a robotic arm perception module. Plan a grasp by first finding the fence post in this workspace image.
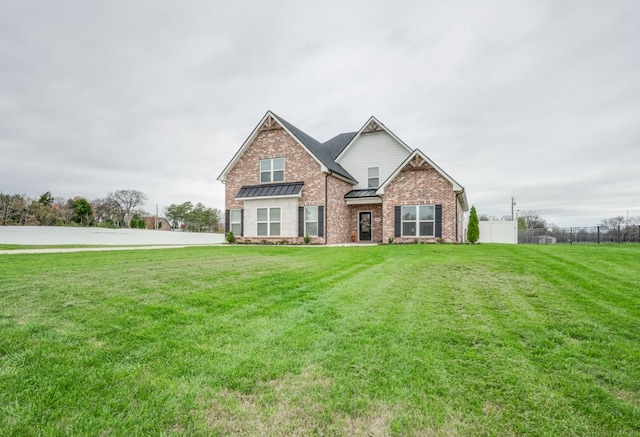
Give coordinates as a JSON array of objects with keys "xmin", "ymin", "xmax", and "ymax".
[
  {"xmin": 618, "ymin": 225, "xmax": 621, "ymax": 244},
  {"xmin": 597, "ymin": 226, "xmax": 600, "ymax": 244}
]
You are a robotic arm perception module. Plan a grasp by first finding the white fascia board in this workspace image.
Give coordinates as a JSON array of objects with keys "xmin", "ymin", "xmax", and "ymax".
[
  {"xmin": 456, "ymin": 190, "xmax": 469, "ymax": 211},
  {"xmin": 218, "ymin": 111, "xmax": 326, "ymax": 182},
  {"xmin": 377, "ymin": 149, "xmax": 465, "ymax": 196},
  {"xmin": 271, "ymin": 115, "xmax": 328, "ymax": 172},
  {"xmin": 217, "ymin": 111, "xmax": 273, "ymax": 182},
  {"xmin": 336, "ymin": 116, "xmax": 414, "ymax": 162},
  {"xmin": 345, "ymin": 197, "xmax": 382, "ymax": 205}
]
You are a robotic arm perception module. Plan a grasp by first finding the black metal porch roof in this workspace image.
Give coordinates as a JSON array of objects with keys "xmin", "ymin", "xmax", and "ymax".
[
  {"xmin": 344, "ymin": 189, "xmax": 378, "ymax": 199},
  {"xmin": 236, "ymin": 182, "xmax": 304, "ymax": 199}
]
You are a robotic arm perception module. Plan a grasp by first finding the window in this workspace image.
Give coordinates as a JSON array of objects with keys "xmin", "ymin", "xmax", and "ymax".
[
  {"xmin": 367, "ymin": 167, "xmax": 379, "ymax": 188},
  {"xmin": 260, "ymin": 158, "xmax": 284, "ymax": 183},
  {"xmin": 257, "ymin": 207, "xmax": 281, "ymax": 236},
  {"xmin": 401, "ymin": 205, "xmax": 435, "ymax": 237},
  {"xmin": 305, "ymin": 206, "xmax": 318, "ymax": 237},
  {"xmin": 230, "ymin": 209, "xmax": 242, "ymax": 235}
]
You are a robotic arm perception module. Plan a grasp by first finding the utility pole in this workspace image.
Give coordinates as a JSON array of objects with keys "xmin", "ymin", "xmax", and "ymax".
[
  {"xmin": 511, "ymin": 197, "xmax": 516, "ymax": 221},
  {"xmin": 155, "ymin": 204, "xmax": 158, "ymax": 230}
]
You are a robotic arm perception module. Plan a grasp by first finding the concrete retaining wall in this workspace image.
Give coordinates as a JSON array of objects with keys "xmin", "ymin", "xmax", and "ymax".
[{"xmin": 0, "ymin": 226, "xmax": 224, "ymax": 246}]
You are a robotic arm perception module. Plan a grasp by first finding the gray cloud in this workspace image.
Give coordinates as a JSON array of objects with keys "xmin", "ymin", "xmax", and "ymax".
[{"xmin": 1, "ymin": 0, "xmax": 639, "ymax": 226}]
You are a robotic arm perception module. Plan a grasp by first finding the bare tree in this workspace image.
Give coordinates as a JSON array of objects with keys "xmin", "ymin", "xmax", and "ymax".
[
  {"xmin": 54, "ymin": 197, "xmax": 74, "ymax": 225},
  {"xmin": 600, "ymin": 216, "xmax": 625, "ymax": 228},
  {"xmin": 518, "ymin": 211, "xmax": 547, "ymax": 229},
  {"xmin": 108, "ymin": 189, "xmax": 147, "ymax": 227},
  {"xmin": 93, "ymin": 197, "xmax": 121, "ymax": 227},
  {"xmin": 0, "ymin": 193, "xmax": 30, "ymax": 225}
]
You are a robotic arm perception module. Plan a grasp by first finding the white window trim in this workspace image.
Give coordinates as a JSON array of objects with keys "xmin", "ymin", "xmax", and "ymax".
[
  {"xmin": 367, "ymin": 166, "xmax": 380, "ymax": 189},
  {"xmin": 260, "ymin": 158, "xmax": 285, "ymax": 184},
  {"xmin": 257, "ymin": 207, "xmax": 281, "ymax": 237},
  {"xmin": 401, "ymin": 205, "xmax": 435, "ymax": 237},
  {"xmin": 304, "ymin": 206, "xmax": 318, "ymax": 237},
  {"xmin": 230, "ymin": 209, "xmax": 242, "ymax": 235}
]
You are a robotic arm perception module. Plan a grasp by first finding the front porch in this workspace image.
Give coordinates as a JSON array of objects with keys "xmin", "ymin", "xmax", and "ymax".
[{"xmin": 348, "ymin": 204, "xmax": 383, "ymax": 243}]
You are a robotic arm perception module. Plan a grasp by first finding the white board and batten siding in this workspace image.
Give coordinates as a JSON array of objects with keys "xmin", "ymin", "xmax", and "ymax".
[
  {"xmin": 337, "ymin": 131, "xmax": 411, "ymax": 190},
  {"xmin": 242, "ymin": 197, "xmax": 299, "ymax": 238}
]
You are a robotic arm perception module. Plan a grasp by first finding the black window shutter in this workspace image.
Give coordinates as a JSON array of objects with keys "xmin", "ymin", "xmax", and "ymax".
[
  {"xmin": 394, "ymin": 206, "xmax": 401, "ymax": 238},
  {"xmin": 318, "ymin": 206, "xmax": 324, "ymax": 237},
  {"xmin": 298, "ymin": 207, "xmax": 304, "ymax": 237},
  {"xmin": 240, "ymin": 209, "xmax": 244, "ymax": 237},
  {"xmin": 435, "ymin": 205, "xmax": 442, "ymax": 238},
  {"xmin": 225, "ymin": 209, "xmax": 230, "ymax": 234}
]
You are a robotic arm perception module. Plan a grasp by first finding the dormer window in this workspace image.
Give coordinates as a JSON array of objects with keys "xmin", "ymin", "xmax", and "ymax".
[
  {"xmin": 368, "ymin": 167, "xmax": 379, "ymax": 188},
  {"xmin": 260, "ymin": 158, "xmax": 284, "ymax": 183}
]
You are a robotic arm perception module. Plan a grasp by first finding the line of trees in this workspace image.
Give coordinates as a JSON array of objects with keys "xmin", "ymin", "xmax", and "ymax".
[
  {"xmin": 1, "ymin": 189, "xmax": 223, "ymax": 233},
  {"xmin": 1, "ymin": 189, "xmax": 148, "ymax": 228},
  {"xmin": 479, "ymin": 209, "xmax": 640, "ymax": 231},
  {"xmin": 164, "ymin": 202, "xmax": 222, "ymax": 232}
]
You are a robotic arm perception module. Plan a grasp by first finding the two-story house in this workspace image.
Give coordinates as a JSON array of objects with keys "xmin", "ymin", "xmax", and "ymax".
[{"xmin": 218, "ymin": 111, "xmax": 468, "ymax": 244}]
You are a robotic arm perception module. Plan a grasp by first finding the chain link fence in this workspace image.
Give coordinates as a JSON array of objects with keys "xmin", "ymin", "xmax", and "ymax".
[{"xmin": 518, "ymin": 226, "xmax": 640, "ymax": 244}]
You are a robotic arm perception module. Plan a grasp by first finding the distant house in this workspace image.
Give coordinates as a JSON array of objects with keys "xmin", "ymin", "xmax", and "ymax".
[
  {"xmin": 218, "ymin": 111, "xmax": 468, "ymax": 244},
  {"xmin": 143, "ymin": 217, "xmax": 171, "ymax": 231}
]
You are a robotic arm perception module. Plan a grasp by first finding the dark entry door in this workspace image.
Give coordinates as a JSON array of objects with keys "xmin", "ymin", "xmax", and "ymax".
[{"xmin": 359, "ymin": 211, "xmax": 372, "ymax": 241}]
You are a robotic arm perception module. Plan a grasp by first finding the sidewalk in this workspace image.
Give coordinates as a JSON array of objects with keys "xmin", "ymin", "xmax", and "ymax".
[{"xmin": 0, "ymin": 245, "xmax": 221, "ymax": 255}]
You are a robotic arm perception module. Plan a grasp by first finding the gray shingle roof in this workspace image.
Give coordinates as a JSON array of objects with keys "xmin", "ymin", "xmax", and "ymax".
[
  {"xmin": 236, "ymin": 182, "xmax": 304, "ymax": 199},
  {"xmin": 270, "ymin": 113, "xmax": 357, "ymax": 183},
  {"xmin": 322, "ymin": 132, "xmax": 357, "ymax": 159}
]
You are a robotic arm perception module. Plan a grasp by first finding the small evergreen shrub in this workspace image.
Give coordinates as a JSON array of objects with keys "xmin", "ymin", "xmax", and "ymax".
[
  {"xmin": 467, "ymin": 206, "xmax": 480, "ymax": 244},
  {"xmin": 226, "ymin": 231, "xmax": 235, "ymax": 244},
  {"xmin": 304, "ymin": 235, "xmax": 311, "ymax": 245}
]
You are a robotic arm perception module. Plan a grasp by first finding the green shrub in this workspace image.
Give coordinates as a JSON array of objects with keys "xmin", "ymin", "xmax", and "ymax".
[
  {"xmin": 226, "ymin": 231, "xmax": 235, "ymax": 244},
  {"xmin": 467, "ymin": 206, "xmax": 480, "ymax": 244},
  {"xmin": 304, "ymin": 235, "xmax": 311, "ymax": 244}
]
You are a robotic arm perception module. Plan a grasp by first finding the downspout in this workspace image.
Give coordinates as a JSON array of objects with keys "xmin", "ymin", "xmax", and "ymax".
[
  {"xmin": 455, "ymin": 195, "xmax": 459, "ymax": 242},
  {"xmin": 325, "ymin": 171, "xmax": 333, "ymax": 245}
]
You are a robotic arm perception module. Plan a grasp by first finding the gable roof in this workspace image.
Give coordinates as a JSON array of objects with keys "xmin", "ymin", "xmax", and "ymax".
[
  {"xmin": 217, "ymin": 111, "xmax": 356, "ymax": 184},
  {"xmin": 271, "ymin": 113, "xmax": 356, "ymax": 183},
  {"xmin": 335, "ymin": 116, "xmax": 413, "ymax": 162},
  {"xmin": 377, "ymin": 149, "xmax": 469, "ymax": 211},
  {"xmin": 322, "ymin": 132, "xmax": 358, "ymax": 159}
]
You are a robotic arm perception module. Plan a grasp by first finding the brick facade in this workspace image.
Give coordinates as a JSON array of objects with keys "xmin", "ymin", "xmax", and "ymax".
[
  {"xmin": 224, "ymin": 125, "xmax": 354, "ymax": 244},
  {"xmin": 325, "ymin": 176, "xmax": 353, "ymax": 245},
  {"xmin": 348, "ymin": 204, "xmax": 383, "ymax": 243},
  {"xmin": 220, "ymin": 112, "xmax": 467, "ymax": 245},
  {"xmin": 381, "ymin": 163, "xmax": 460, "ymax": 243}
]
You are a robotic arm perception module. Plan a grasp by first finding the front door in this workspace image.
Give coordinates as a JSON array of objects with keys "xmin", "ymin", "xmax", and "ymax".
[{"xmin": 359, "ymin": 211, "xmax": 372, "ymax": 241}]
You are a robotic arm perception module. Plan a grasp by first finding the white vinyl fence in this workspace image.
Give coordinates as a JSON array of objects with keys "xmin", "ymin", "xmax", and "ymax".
[
  {"xmin": 478, "ymin": 221, "xmax": 517, "ymax": 244},
  {"xmin": 0, "ymin": 226, "xmax": 225, "ymax": 246}
]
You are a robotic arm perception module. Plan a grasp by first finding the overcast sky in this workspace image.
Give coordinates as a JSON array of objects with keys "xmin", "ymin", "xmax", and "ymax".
[{"xmin": 1, "ymin": 0, "xmax": 639, "ymax": 226}]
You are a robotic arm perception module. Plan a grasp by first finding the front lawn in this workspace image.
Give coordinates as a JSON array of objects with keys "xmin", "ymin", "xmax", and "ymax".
[{"xmin": 1, "ymin": 244, "xmax": 638, "ymax": 436}]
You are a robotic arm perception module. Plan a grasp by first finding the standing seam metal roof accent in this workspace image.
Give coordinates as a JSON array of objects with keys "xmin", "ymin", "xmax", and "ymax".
[{"xmin": 236, "ymin": 182, "xmax": 304, "ymax": 198}]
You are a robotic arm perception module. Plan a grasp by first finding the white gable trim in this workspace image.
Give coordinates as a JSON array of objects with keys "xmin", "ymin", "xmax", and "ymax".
[
  {"xmin": 376, "ymin": 149, "xmax": 468, "ymax": 211},
  {"xmin": 335, "ymin": 116, "xmax": 413, "ymax": 162},
  {"xmin": 217, "ymin": 111, "xmax": 327, "ymax": 183}
]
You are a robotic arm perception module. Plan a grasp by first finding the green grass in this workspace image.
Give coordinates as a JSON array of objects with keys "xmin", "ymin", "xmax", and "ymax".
[{"xmin": 1, "ymin": 244, "xmax": 639, "ymax": 436}]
